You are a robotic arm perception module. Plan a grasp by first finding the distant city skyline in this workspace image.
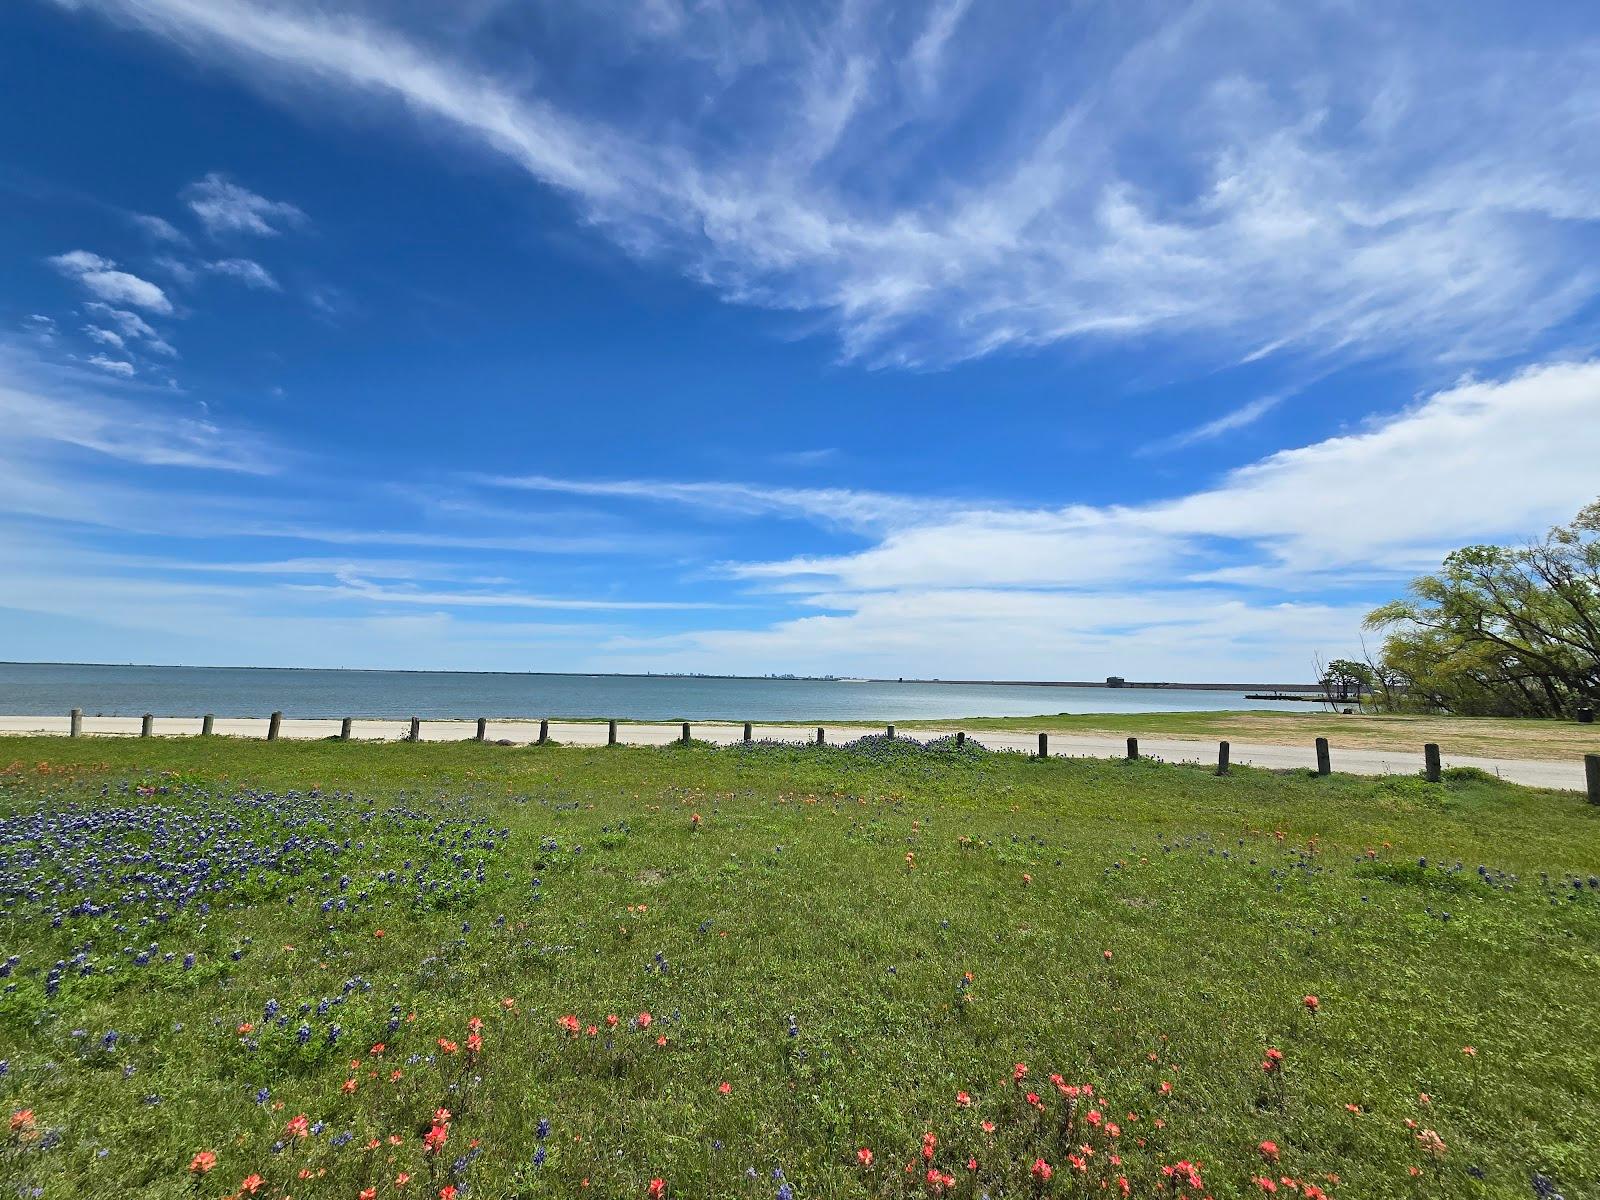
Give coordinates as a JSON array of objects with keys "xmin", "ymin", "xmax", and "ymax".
[{"xmin": 4, "ymin": 1, "xmax": 1599, "ymax": 679}]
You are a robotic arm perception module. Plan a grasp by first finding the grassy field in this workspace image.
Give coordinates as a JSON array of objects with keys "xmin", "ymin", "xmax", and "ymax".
[
  {"xmin": 862, "ymin": 710, "xmax": 1600, "ymax": 763},
  {"xmin": 1, "ymin": 734, "xmax": 1597, "ymax": 1200}
]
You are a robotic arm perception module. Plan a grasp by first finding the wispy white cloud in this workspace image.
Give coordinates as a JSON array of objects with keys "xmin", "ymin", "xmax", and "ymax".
[
  {"xmin": 51, "ymin": 0, "xmax": 1600, "ymax": 367},
  {"xmin": 85, "ymin": 354, "xmax": 136, "ymax": 377},
  {"xmin": 205, "ymin": 256, "xmax": 279, "ymax": 289},
  {"xmin": 598, "ymin": 587, "xmax": 1371, "ymax": 682},
  {"xmin": 50, "ymin": 250, "xmax": 172, "ymax": 314},
  {"xmin": 152, "ymin": 255, "xmax": 198, "ymax": 285},
  {"xmin": 83, "ymin": 325, "xmax": 126, "ymax": 350},
  {"xmin": 480, "ymin": 473, "xmax": 951, "ymax": 533},
  {"xmin": 183, "ymin": 172, "xmax": 306, "ymax": 238},
  {"xmin": 84, "ymin": 303, "xmax": 177, "ymax": 356},
  {"xmin": 0, "ymin": 339, "xmax": 272, "ymax": 473},
  {"xmin": 474, "ymin": 362, "xmax": 1600, "ymax": 601},
  {"xmin": 290, "ymin": 576, "xmax": 736, "ymax": 612},
  {"xmin": 585, "ymin": 360, "xmax": 1600, "ymax": 677},
  {"xmin": 1141, "ymin": 394, "xmax": 1284, "ymax": 455},
  {"xmin": 129, "ymin": 212, "xmax": 188, "ymax": 243},
  {"xmin": 720, "ymin": 361, "xmax": 1600, "ymax": 593},
  {"xmin": 771, "ymin": 447, "xmax": 839, "ymax": 467}
]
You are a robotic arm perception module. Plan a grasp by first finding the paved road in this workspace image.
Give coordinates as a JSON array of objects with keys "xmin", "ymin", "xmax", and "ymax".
[{"xmin": 1, "ymin": 714, "xmax": 1589, "ymax": 791}]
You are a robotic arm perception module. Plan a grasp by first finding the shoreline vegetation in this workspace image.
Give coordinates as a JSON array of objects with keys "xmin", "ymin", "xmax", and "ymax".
[{"xmin": 821, "ymin": 710, "xmax": 1600, "ymax": 763}]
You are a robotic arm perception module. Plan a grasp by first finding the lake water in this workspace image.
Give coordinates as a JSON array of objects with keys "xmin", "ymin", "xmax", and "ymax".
[{"xmin": 0, "ymin": 663, "xmax": 1317, "ymax": 721}]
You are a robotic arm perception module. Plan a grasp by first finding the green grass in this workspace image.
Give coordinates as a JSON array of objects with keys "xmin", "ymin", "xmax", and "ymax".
[
  {"xmin": 841, "ymin": 709, "xmax": 1600, "ymax": 763},
  {"xmin": 2, "ymin": 734, "xmax": 1597, "ymax": 1200}
]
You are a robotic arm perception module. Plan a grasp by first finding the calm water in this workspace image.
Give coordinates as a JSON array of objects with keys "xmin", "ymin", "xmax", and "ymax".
[{"xmin": 0, "ymin": 663, "xmax": 1315, "ymax": 721}]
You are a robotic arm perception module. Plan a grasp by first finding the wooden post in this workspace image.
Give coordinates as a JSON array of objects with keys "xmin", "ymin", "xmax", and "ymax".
[
  {"xmin": 266, "ymin": 711, "xmax": 282, "ymax": 741},
  {"xmin": 816, "ymin": 726, "xmax": 826, "ymax": 746},
  {"xmin": 681, "ymin": 721, "xmax": 691, "ymax": 744},
  {"xmin": 607, "ymin": 719, "xmax": 618, "ymax": 746},
  {"xmin": 956, "ymin": 731, "xmax": 965, "ymax": 747},
  {"xmin": 1217, "ymin": 740, "xmax": 1230, "ymax": 775},
  {"xmin": 340, "ymin": 717, "xmax": 352, "ymax": 741},
  {"xmin": 538, "ymin": 719, "xmax": 549, "ymax": 744},
  {"xmin": 1126, "ymin": 736, "xmax": 1139, "ymax": 760},
  {"xmin": 408, "ymin": 717, "xmax": 421, "ymax": 743},
  {"xmin": 141, "ymin": 713, "xmax": 154, "ymax": 738},
  {"xmin": 886, "ymin": 724, "xmax": 896, "ymax": 739},
  {"xmin": 475, "ymin": 717, "xmax": 488, "ymax": 742},
  {"xmin": 1586, "ymin": 754, "xmax": 1600, "ymax": 805},
  {"xmin": 1424, "ymin": 743, "xmax": 1441, "ymax": 783},
  {"xmin": 201, "ymin": 713, "xmax": 214, "ymax": 737},
  {"xmin": 1037, "ymin": 732, "xmax": 1048, "ymax": 759},
  {"xmin": 743, "ymin": 721, "xmax": 752, "ymax": 743},
  {"xmin": 1315, "ymin": 736, "xmax": 1331, "ymax": 776},
  {"xmin": 69, "ymin": 708, "xmax": 82, "ymax": 737}
]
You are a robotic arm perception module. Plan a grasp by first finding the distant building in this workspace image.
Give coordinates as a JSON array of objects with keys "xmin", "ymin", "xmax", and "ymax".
[{"xmin": 1105, "ymin": 676, "xmax": 1126, "ymax": 688}]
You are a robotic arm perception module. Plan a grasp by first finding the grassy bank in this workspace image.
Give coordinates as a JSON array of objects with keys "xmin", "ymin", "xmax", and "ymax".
[
  {"xmin": 850, "ymin": 710, "xmax": 1600, "ymax": 762},
  {"xmin": 2, "ymin": 734, "xmax": 1597, "ymax": 1199}
]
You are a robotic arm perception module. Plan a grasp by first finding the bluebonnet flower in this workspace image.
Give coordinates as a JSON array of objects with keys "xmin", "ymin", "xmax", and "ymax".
[{"xmin": 536, "ymin": 1118, "xmax": 550, "ymax": 1140}]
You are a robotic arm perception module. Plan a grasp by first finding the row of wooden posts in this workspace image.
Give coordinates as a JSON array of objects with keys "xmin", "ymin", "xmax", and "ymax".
[{"xmin": 62, "ymin": 709, "xmax": 1600, "ymax": 803}]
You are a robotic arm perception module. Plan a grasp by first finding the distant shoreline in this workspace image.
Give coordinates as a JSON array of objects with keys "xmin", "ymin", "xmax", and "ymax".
[{"xmin": 0, "ymin": 660, "xmax": 1321, "ymax": 692}]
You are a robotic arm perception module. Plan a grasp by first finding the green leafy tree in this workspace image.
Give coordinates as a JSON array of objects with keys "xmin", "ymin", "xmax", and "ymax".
[
  {"xmin": 1362, "ymin": 499, "xmax": 1600, "ymax": 716},
  {"xmin": 1319, "ymin": 658, "xmax": 1373, "ymax": 704}
]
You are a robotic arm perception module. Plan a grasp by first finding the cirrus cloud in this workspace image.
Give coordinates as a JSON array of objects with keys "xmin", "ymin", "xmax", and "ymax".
[{"xmin": 49, "ymin": 250, "xmax": 172, "ymax": 314}]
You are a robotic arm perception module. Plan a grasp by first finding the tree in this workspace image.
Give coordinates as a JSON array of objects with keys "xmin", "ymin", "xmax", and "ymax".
[
  {"xmin": 1362, "ymin": 499, "xmax": 1600, "ymax": 716},
  {"xmin": 1319, "ymin": 658, "xmax": 1372, "ymax": 705}
]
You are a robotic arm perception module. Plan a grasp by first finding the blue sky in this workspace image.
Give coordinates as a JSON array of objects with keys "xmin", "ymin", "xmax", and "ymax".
[{"xmin": 4, "ymin": 0, "xmax": 1599, "ymax": 680}]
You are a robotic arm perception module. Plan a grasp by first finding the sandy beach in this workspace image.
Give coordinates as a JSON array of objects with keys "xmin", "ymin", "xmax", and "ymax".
[{"xmin": 0, "ymin": 713, "xmax": 1586, "ymax": 791}]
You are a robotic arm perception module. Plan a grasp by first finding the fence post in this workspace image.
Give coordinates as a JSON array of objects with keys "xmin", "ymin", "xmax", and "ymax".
[
  {"xmin": 608, "ymin": 719, "xmax": 618, "ymax": 746},
  {"xmin": 69, "ymin": 708, "xmax": 82, "ymax": 737},
  {"xmin": 743, "ymin": 721, "xmax": 752, "ymax": 743},
  {"xmin": 1315, "ymin": 736, "xmax": 1331, "ymax": 776},
  {"xmin": 201, "ymin": 713, "xmax": 214, "ymax": 737},
  {"xmin": 475, "ymin": 717, "xmax": 487, "ymax": 742},
  {"xmin": 340, "ymin": 717, "xmax": 352, "ymax": 741},
  {"xmin": 887, "ymin": 724, "xmax": 896, "ymax": 739},
  {"xmin": 267, "ymin": 711, "xmax": 282, "ymax": 741},
  {"xmin": 538, "ymin": 719, "xmax": 549, "ymax": 745},
  {"xmin": 1584, "ymin": 754, "xmax": 1598, "ymax": 805},
  {"xmin": 681, "ymin": 721, "xmax": 691, "ymax": 744},
  {"xmin": 141, "ymin": 713, "xmax": 154, "ymax": 738},
  {"xmin": 1038, "ymin": 732, "xmax": 1048, "ymax": 759},
  {"xmin": 1126, "ymin": 736, "xmax": 1139, "ymax": 761},
  {"xmin": 816, "ymin": 726, "xmax": 825, "ymax": 746},
  {"xmin": 1424, "ymin": 743, "xmax": 1441, "ymax": 783},
  {"xmin": 1217, "ymin": 740, "xmax": 1230, "ymax": 775},
  {"xmin": 956, "ymin": 731, "xmax": 965, "ymax": 747},
  {"xmin": 408, "ymin": 717, "xmax": 421, "ymax": 743}
]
